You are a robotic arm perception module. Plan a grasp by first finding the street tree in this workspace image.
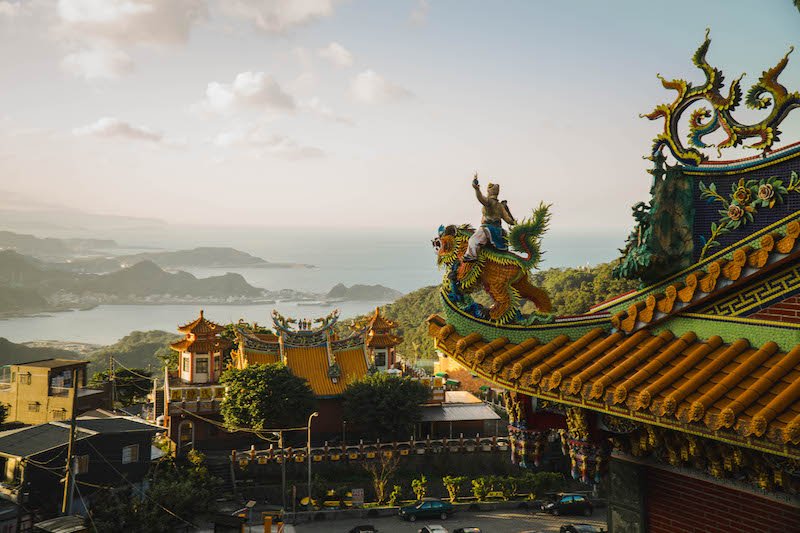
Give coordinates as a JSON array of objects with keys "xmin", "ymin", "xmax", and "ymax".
[
  {"xmin": 363, "ymin": 453, "xmax": 400, "ymax": 504},
  {"xmin": 90, "ymin": 368, "xmax": 152, "ymax": 406},
  {"xmin": 220, "ymin": 363, "xmax": 316, "ymax": 430}
]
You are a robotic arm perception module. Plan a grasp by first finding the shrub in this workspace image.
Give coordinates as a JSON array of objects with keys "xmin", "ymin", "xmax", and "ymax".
[
  {"xmin": 388, "ymin": 485, "xmax": 403, "ymax": 507},
  {"xmin": 471, "ymin": 476, "xmax": 490, "ymax": 501},
  {"xmin": 442, "ymin": 475, "xmax": 467, "ymax": 503},
  {"xmin": 411, "ymin": 475, "xmax": 428, "ymax": 501}
]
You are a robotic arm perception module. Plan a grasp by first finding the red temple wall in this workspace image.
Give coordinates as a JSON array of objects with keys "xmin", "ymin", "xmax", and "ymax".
[
  {"xmin": 749, "ymin": 294, "xmax": 800, "ymax": 324},
  {"xmin": 646, "ymin": 466, "xmax": 800, "ymax": 533}
]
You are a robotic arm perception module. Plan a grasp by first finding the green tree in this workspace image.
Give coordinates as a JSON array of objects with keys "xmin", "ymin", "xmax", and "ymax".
[
  {"xmin": 411, "ymin": 474, "xmax": 427, "ymax": 501},
  {"xmin": 442, "ymin": 475, "xmax": 467, "ymax": 503},
  {"xmin": 90, "ymin": 368, "xmax": 153, "ymax": 406},
  {"xmin": 342, "ymin": 373, "xmax": 430, "ymax": 441},
  {"xmin": 220, "ymin": 363, "xmax": 316, "ymax": 430},
  {"xmin": 86, "ymin": 451, "xmax": 222, "ymax": 532}
]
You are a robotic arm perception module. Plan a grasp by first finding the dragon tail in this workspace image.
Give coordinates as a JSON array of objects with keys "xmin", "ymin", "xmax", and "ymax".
[{"xmin": 507, "ymin": 202, "xmax": 552, "ymax": 269}]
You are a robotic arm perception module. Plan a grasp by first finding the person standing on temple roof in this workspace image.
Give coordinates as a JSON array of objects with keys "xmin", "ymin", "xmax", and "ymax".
[{"xmin": 463, "ymin": 173, "xmax": 516, "ymax": 262}]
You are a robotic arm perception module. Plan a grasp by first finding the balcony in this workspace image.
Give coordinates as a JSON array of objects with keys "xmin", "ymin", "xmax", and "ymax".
[{"xmin": 167, "ymin": 385, "xmax": 226, "ymax": 415}]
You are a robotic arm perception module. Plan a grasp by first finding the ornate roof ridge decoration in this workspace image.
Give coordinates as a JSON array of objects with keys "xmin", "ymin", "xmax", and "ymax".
[
  {"xmin": 610, "ymin": 221, "xmax": 800, "ymax": 333},
  {"xmin": 271, "ymin": 309, "xmax": 339, "ymax": 334},
  {"xmin": 428, "ymin": 314, "xmax": 800, "ymax": 457},
  {"xmin": 177, "ymin": 309, "xmax": 225, "ymax": 335},
  {"xmin": 644, "ymin": 29, "xmax": 800, "ymax": 166}
]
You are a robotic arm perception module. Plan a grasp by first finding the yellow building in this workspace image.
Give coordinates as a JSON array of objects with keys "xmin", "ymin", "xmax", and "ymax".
[{"xmin": 0, "ymin": 359, "xmax": 108, "ymax": 425}]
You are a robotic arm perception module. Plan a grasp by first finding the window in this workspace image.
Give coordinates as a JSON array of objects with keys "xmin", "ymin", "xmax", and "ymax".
[
  {"xmin": 195, "ymin": 358, "xmax": 208, "ymax": 374},
  {"xmin": 27, "ymin": 402, "xmax": 40, "ymax": 412},
  {"xmin": 574, "ymin": 495, "xmax": 585, "ymax": 502},
  {"xmin": 19, "ymin": 373, "xmax": 31, "ymax": 385},
  {"xmin": 182, "ymin": 357, "xmax": 190, "ymax": 373},
  {"xmin": 75, "ymin": 455, "xmax": 89, "ymax": 474},
  {"xmin": 51, "ymin": 409, "xmax": 67, "ymax": 420},
  {"xmin": 374, "ymin": 351, "xmax": 386, "ymax": 367},
  {"xmin": 214, "ymin": 355, "xmax": 221, "ymax": 374},
  {"xmin": 121, "ymin": 444, "xmax": 139, "ymax": 464}
]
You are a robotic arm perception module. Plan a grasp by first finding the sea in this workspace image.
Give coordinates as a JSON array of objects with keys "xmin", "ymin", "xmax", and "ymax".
[{"xmin": 0, "ymin": 226, "xmax": 626, "ymax": 345}]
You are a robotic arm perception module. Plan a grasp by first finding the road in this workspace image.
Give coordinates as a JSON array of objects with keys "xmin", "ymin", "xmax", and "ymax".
[{"xmin": 284, "ymin": 509, "xmax": 607, "ymax": 533}]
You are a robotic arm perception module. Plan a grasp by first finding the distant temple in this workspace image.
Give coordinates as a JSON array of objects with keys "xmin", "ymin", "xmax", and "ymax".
[
  {"xmin": 356, "ymin": 307, "xmax": 403, "ymax": 372},
  {"xmin": 428, "ymin": 34, "xmax": 800, "ymax": 533},
  {"xmin": 153, "ymin": 307, "xmax": 410, "ymax": 451}
]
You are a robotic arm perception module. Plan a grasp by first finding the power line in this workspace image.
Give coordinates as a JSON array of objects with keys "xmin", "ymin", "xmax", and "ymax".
[
  {"xmin": 73, "ymin": 483, "xmax": 97, "ymax": 533},
  {"xmin": 84, "ymin": 440, "xmax": 197, "ymax": 530},
  {"xmin": 110, "ymin": 359, "xmax": 154, "ymax": 381}
]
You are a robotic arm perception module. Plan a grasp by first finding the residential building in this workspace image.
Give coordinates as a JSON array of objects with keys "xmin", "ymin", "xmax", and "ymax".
[
  {"xmin": 0, "ymin": 417, "xmax": 162, "ymax": 525},
  {"xmin": 0, "ymin": 360, "xmax": 108, "ymax": 425}
]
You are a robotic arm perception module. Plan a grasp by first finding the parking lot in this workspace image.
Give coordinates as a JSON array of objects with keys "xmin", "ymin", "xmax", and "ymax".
[{"xmin": 287, "ymin": 508, "xmax": 607, "ymax": 533}]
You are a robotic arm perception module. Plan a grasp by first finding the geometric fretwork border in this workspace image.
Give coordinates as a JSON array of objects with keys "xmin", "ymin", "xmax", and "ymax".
[{"xmin": 701, "ymin": 265, "xmax": 800, "ymax": 317}]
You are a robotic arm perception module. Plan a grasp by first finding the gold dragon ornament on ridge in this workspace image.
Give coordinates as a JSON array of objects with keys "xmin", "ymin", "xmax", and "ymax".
[{"xmin": 644, "ymin": 29, "xmax": 800, "ymax": 166}]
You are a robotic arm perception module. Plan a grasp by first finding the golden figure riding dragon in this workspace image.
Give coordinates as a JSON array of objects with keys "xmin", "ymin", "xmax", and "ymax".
[{"xmin": 432, "ymin": 175, "xmax": 553, "ymax": 324}]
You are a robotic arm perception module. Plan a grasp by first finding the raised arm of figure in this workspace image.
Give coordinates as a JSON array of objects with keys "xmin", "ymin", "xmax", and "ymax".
[{"xmin": 472, "ymin": 174, "xmax": 488, "ymax": 206}]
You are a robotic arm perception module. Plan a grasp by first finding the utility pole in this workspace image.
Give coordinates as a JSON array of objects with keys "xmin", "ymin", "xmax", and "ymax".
[
  {"xmin": 61, "ymin": 368, "xmax": 79, "ymax": 515},
  {"xmin": 109, "ymin": 355, "xmax": 116, "ymax": 408},
  {"xmin": 307, "ymin": 412, "xmax": 318, "ymax": 507},
  {"xmin": 279, "ymin": 430, "xmax": 286, "ymax": 511}
]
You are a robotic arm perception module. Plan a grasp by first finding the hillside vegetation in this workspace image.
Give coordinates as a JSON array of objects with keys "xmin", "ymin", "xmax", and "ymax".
[{"xmin": 378, "ymin": 262, "xmax": 638, "ymax": 364}]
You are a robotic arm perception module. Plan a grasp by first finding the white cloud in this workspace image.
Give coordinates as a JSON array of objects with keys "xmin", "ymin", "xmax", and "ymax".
[
  {"xmin": 57, "ymin": 0, "xmax": 207, "ymax": 46},
  {"xmin": 60, "ymin": 48, "xmax": 134, "ymax": 80},
  {"xmin": 350, "ymin": 70, "xmax": 413, "ymax": 104},
  {"xmin": 410, "ymin": 0, "xmax": 429, "ymax": 25},
  {"xmin": 214, "ymin": 126, "xmax": 323, "ymax": 160},
  {"xmin": 73, "ymin": 117, "xmax": 163, "ymax": 143},
  {"xmin": 318, "ymin": 42, "xmax": 353, "ymax": 67},
  {"xmin": 219, "ymin": 0, "xmax": 335, "ymax": 33},
  {"xmin": 300, "ymin": 97, "xmax": 352, "ymax": 125},
  {"xmin": 0, "ymin": 1, "xmax": 21, "ymax": 17},
  {"xmin": 203, "ymin": 71, "xmax": 296, "ymax": 115}
]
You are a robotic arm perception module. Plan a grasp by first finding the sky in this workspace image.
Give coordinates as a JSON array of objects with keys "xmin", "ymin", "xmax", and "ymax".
[{"xmin": 2, "ymin": 0, "xmax": 800, "ymax": 233}]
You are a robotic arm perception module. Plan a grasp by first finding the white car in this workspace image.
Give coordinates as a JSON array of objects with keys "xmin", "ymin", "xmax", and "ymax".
[{"xmin": 418, "ymin": 526, "xmax": 449, "ymax": 533}]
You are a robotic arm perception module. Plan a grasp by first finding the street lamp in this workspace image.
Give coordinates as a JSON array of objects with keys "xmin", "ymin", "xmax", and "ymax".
[{"xmin": 307, "ymin": 411, "xmax": 319, "ymax": 507}]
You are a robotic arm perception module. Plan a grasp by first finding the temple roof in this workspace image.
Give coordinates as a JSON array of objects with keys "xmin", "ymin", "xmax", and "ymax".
[
  {"xmin": 607, "ymin": 222, "xmax": 800, "ymax": 334},
  {"xmin": 366, "ymin": 307, "xmax": 397, "ymax": 331},
  {"xmin": 177, "ymin": 310, "xmax": 225, "ymax": 336},
  {"xmin": 284, "ymin": 345, "xmax": 368, "ymax": 397},
  {"xmin": 428, "ymin": 314, "xmax": 800, "ymax": 457},
  {"xmin": 170, "ymin": 337, "xmax": 231, "ymax": 353},
  {"xmin": 367, "ymin": 331, "xmax": 403, "ymax": 349}
]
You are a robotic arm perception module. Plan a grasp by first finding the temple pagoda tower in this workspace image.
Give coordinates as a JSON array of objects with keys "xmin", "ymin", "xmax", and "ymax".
[
  {"xmin": 364, "ymin": 307, "xmax": 403, "ymax": 371},
  {"xmin": 170, "ymin": 310, "xmax": 231, "ymax": 384}
]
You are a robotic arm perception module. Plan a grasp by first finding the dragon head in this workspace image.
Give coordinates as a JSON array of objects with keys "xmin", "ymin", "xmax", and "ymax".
[{"xmin": 432, "ymin": 225, "xmax": 466, "ymax": 267}]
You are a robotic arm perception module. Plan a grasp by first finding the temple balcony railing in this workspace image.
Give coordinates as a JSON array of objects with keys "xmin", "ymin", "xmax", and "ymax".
[
  {"xmin": 166, "ymin": 385, "xmax": 226, "ymax": 415},
  {"xmin": 230, "ymin": 435, "xmax": 510, "ymax": 466}
]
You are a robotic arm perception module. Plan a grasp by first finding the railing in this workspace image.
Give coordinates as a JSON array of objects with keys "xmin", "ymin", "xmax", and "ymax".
[
  {"xmin": 166, "ymin": 385, "xmax": 226, "ymax": 415},
  {"xmin": 231, "ymin": 435, "xmax": 510, "ymax": 467}
]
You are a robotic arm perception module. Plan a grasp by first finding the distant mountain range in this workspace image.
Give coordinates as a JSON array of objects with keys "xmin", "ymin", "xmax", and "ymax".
[
  {"xmin": 0, "ymin": 250, "xmax": 268, "ymax": 314},
  {"xmin": 0, "ymin": 230, "xmax": 116, "ymax": 260},
  {"xmin": 55, "ymin": 246, "xmax": 314, "ymax": 273},
  {"xmin": 326, "ymin": 283, "xmax": 404, "ymax": 301}
]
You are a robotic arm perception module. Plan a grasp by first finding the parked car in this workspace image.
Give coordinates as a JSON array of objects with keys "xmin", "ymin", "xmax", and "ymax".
[
  {"xmin": 560, "ymin": 524, "xmax": 605, "ymax": 533},
  {"xmin": 348, "ymin": 526, "xmax": 378, "ymax": 533},
  {"xmin": 542, "ymin": 493, "xmax": 593, "ymax": 516},
  {"xmin": 418, "ymin": 526, "xmax": 449, "ymax": 533},
  {"xmin": 399, "ymin": 498, "xmax": 455, "ymax": 521},
  {"xmin": 453, "ymin": 528, "xmax": 482, "ymax": 533}
]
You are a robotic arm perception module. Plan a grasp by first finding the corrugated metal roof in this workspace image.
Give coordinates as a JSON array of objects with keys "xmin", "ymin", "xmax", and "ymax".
[
  {"xmin": 420, "ymin": 403, "xmax": 501, "ymax": 423},
  {"xmin": 0, "ymin": 417, "xmax": 161, "ymax": 458}
]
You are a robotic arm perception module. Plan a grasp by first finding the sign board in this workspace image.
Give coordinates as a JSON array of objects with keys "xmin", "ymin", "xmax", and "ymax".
[{"xmin": 352, "ymin": 488, "xmax": 364, "ymax": 507}]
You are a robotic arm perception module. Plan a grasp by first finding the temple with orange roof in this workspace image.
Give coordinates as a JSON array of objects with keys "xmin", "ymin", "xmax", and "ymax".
[
  {"xmin": 427, "ymin": 34, "xmax": 800, "ymax": 533},
  {"xmin": 231, "ymin": 309, "xmax": 371, "ymax": 437},
  {"xmin": 155, "ymin": 310, "xmax": 233, "ymax": 452},
  {"xmin": 360, "ymin": 307, "xmax": 403, "ymax": 371}
]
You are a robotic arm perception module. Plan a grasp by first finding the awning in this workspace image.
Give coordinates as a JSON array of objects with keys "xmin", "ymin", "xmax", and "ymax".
[{"xmin": 420, "ymin": 403, "xmax": 501, "ymax": 423}]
